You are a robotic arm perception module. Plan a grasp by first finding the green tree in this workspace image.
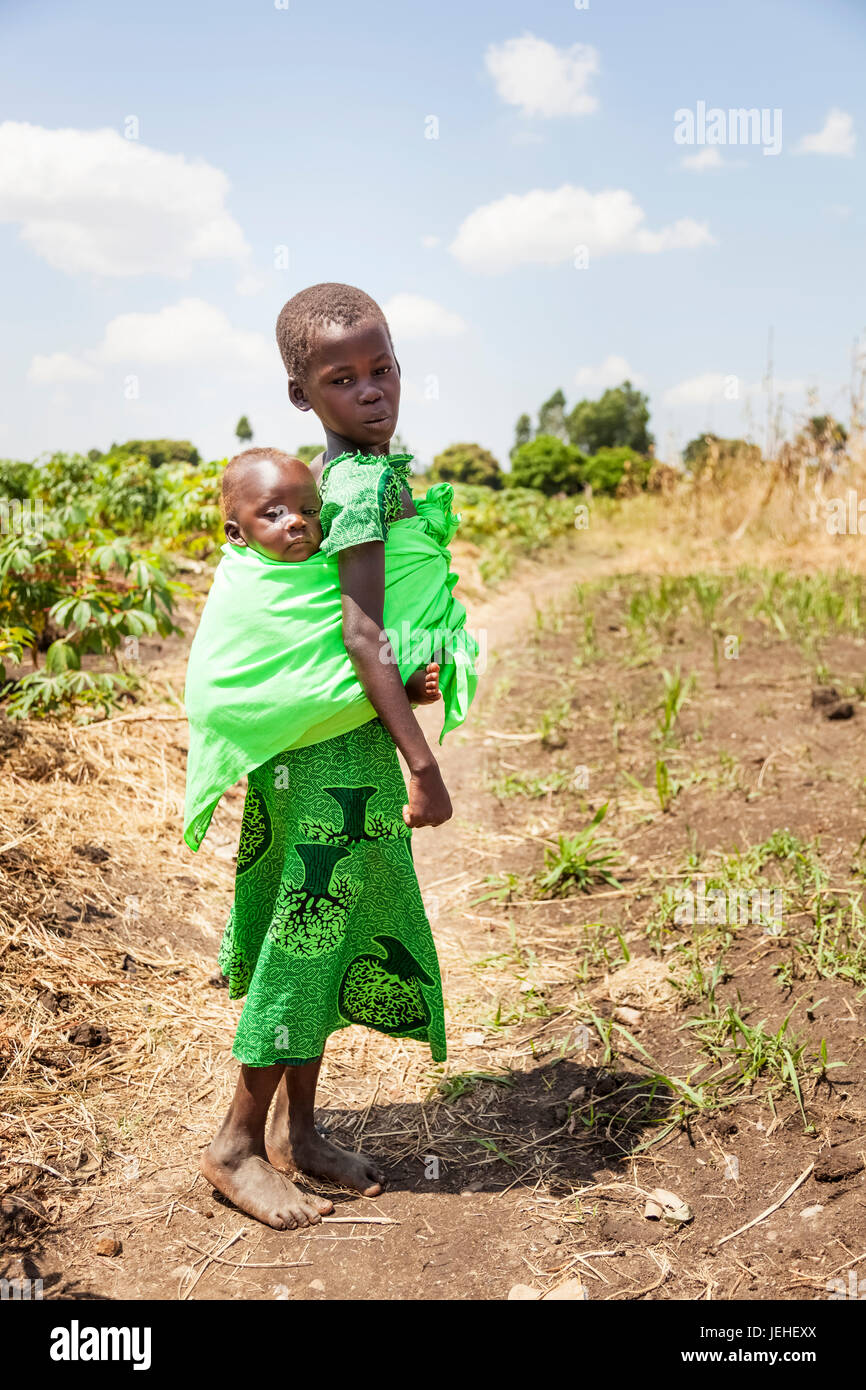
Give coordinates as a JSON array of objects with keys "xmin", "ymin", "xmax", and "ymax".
[
  {"xmin": 511, "ymin": 413, "xmax": 532, "ymax": 459},
  {"xmin": 567, "ymin": 381, "xmax": 653, "ymax": 455},
  {"xmin": 509, "ymin": 435, "xmax": 585, "ymax": 496},
  {"xmin": 430, "ymin": 443, "xmax": 503, "ymax": 490},
  {"xmin": 800, "ymin": 415, "xmax": 847, "ymax": 454},
  {"xmin": 538, "ymin": 389, "xmax": 568, "ymax": 442},
  {"xmin": 112, "ymin": 439, "xmax": 201, "ymax": 469},
  {"xmin": 235, "ymin": 415, "xmax": 253, "ymax": 448}
]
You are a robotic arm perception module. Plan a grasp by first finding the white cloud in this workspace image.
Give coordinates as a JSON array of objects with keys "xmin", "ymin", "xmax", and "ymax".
[
  {"xmin": 382, "ymin": 293, "xmax": 468, "ymax": 339},
  {"xmin": 0, "ymin": 121, "xmax": 250, "ymax": 277},
  {"xmin": 485, "ymin": 34, "xmax": 599, "ymax": 118},
  {"xmin": 28, "ymin": 299, "xmax": 274, "ymax": 384},
  {"xmin": 663, "ymin": 372, "xmax": 805, "ymax": 407},
  {"xmin": 575, "ymin": 355, "xmax": 646, "ymax": 392},
  {"xmin": 235, "ymin": 272, "xmax": 267, "ymax": 296},
  {"xmin": 682, "ymin": 148, "xmax": 725, "ymax": 172},
  {"xmin": 663, "ymin": 372, "xmax": 733, "ymax": 406},
  {"xmin": 420, "ymin": 235, "xmax": 440, "ymax": 249},
  {"xmin": 795, "ymin": 109, "xmax": 856, "ymax": 157},
  {"xmin": 27, "ymin": 352, "xmax": 102, "ymax": 385},
  {"xmin": 449, "ymin": 185, "xmax": 713, "ymax": 273}
]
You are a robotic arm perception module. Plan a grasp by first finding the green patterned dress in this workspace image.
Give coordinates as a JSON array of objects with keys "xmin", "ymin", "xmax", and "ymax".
[{"xmin": 218, "ymin": 451, "xmax": 447, "ymax": 1066}]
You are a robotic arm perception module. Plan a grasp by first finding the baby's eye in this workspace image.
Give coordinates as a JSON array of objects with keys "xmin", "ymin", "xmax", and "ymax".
[
  {"xmin": 331, "ymin": 375, "xmax": 352, "ymax": 386},
  {"xmin": 374, "ymin": 365, "xmax": 392, "ymax": 375},
  {"xmin": 303, "ymin": 508, "xmax": 320, "ymax": 517}
]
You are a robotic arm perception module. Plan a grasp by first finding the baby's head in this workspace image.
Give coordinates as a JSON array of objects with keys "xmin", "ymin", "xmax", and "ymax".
[
  {"xmin": 221, "ymin": 448, "xmax": 322, "ymax": 563},
  {"xmin": 276, "ymin": 282, "xmax": 400, "ymax": 451}
]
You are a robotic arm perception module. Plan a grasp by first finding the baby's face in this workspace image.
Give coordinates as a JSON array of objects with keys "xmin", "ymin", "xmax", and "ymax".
[{"xmin": 224, "ymin": 457, "xmax": 323, "ymax": 562}]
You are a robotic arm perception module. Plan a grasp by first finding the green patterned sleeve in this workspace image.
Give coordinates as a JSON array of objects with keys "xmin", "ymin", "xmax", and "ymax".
[{"xmin": 318, "ymin": 456, "xmax": 391, "ymax": 556}]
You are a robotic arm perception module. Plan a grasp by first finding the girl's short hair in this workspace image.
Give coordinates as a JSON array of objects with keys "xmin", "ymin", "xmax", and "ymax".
[{"xmin": 275, "ymin": 282, "xmax": 392, "ymax": 385}]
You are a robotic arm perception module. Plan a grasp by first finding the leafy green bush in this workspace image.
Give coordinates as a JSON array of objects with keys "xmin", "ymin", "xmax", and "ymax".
[
  {"xmin": 430, "ymin": 443, "xmax": 503, "ymax": 490},
  {"xmin": 0, "ymin": 460, "xmax": 39, "ymax": 501},
  {"xmin": 582, "ymin": 446, "xmax": 651, "ymax": 496},
  {"xmin": 449, "ymin": 483, "xmax": 578, "ymax": 582},
  {"xmin": 682, "ymin": 433, "xmax": 762, "ymax": 478},
  {"xmin": 0, "ymin": 518, "xmax": 183, "ymax": 718},
  {"xmin": 509, "ymin": 435, "xmax": 586, "ymax": 496}
]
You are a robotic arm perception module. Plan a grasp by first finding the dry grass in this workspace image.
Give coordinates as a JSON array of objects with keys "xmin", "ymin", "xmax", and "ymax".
[
  {"xmin": 584, "ymin": 440, "xmax": 866, "ymax": 579},
  {"xmin": 0, "ymin": 707, "xmax": 239, "ymax": 1232}
]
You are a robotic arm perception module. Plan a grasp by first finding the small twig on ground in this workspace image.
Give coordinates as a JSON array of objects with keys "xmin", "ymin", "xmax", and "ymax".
[{"xmin": 716, "ymin": 1162, "xmax": 814, "ymax": 1247}]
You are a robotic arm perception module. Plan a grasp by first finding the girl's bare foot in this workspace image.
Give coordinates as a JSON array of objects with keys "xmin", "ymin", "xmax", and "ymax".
[
  {"xmin": 289, "ymin": 1129, "xmax": 386, "ymax": 1197},
  {"xmin": 405, "ymin": 662, "xmax": 441, "ymax": 705},
  {"xmin": 267, "ymin": 1085, "xmax": 385, "ymax": 1196},
  {"xmin": 201, "ymin": 1138, "xmax": 333, "ymax": 1230}
]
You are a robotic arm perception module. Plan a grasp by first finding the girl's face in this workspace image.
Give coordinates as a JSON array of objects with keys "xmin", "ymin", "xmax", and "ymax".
[
  {"xmin": 224, "ymin": 457, "xmax": 323, "ymax": 562},
  {"xmin": 290, "ymin": 317, "xmax": 401, "ymax": 450}
]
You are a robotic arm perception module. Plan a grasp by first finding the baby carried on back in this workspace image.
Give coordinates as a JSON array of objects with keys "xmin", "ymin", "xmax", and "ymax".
[{"xmin": 183, "ymin": 449, "xmax": 478, "ymax": 852}]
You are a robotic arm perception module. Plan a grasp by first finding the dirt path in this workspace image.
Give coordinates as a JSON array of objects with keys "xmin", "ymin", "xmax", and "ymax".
[
  {"xmin": 3, "ymin": 534, "xmax": 865, "ymax": 1302},
  {"xmin": 1, "ymin": 541, "xmax": 600, "ymax": 1301}
]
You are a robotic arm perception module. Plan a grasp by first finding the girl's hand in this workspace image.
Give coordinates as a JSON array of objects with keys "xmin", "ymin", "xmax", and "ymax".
[{"xmin": 403, "ymin": 762, "xmax": 452, "ymax": 828}]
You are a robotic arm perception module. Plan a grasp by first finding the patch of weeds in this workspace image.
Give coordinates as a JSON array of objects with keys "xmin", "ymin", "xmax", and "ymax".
[
  {"xmin": 572, "ymin": 921, "xmax": 631, "ymax": 982},
  {"xmin": 482, "ymin": 991, "xmax": 561, "ymax": 1030},
  {"xmin": 471, "ymin": 871, "xmax": 523, "ymax": 906},
  {"xmin": 683, "ymin": 1000, "xmax": 838, "ymax": 1131},
  {"xmin": 779, "ymin": 896, "xmax": 866, "ymax": 986},
  {"xmin": 668, "ymin": 932, "xmax": 731, "ymax": 1006},
  {"xmin": 655, "ymin": 757, "xmax": 681, "ymax": 812},
  {"xmin": 656, "ymin": 665, "xmax": 696, "ymax": 744},
  {"xmin": 436, "ymin": 1070, "xmax": 515, "ymax": 1102},
  {"xmin": 488, "ymin": 768, "xmax": 573, "ymax": 800},
  {"xmin": 536, "ymin": 804, "xmax": 622, "ymax": 896},
  {"xmin": 646, "ymin": 886, "xmax": 684, "ymax": 956},
  {"xmin": 573, "ymin": 610, "xmax": 599, "ymax": 668},
  {"xmin": 537, "ymin": 697, "xmax": 572, "ymax": 748}
]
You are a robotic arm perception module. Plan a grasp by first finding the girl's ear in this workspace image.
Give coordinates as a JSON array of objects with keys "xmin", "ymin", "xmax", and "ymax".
[
  {"xmin": 224, "ymin": 519, "xmax": 246, "ymax": 546},
  {"xmin": 288, "ymin": 377, "xmax": 312, "ymax": 413}
]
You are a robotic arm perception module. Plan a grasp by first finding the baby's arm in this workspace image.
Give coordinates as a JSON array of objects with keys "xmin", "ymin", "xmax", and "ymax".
[{"xmin": 338, "ymin": 541, "xmax": 451, "ymax": 828}]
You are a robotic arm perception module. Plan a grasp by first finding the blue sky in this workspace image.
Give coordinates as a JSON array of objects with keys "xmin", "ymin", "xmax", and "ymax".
[{"xmin": 1, "ymin": 0, "xmax": 864, "ymax": 468}]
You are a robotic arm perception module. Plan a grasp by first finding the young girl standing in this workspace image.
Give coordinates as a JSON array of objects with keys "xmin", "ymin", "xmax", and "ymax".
[{"xmin": 199, "ymin": 283, "xmax": 472, "ymax": 1230}]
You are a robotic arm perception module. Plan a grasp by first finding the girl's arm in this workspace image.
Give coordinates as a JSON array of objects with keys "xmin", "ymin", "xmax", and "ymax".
[{"xmin": 338, "ymin": 539, "xmax": 452, "ymax": 829}]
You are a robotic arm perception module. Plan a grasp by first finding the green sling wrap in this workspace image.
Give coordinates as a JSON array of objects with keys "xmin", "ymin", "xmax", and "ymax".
[{"xmin": 183, "ymin": 482, "xmax": 477, "ymax": 852}]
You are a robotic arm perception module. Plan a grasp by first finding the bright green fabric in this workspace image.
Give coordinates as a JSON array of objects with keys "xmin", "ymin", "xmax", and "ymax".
[
  {"xmin": 220, "ymin": 719, "xmax": 447, "ymax": 1066},
  {"xmin": 318, "ymin": 449, "xmax": 413, "ymax": 554},
  {"xmin": 183, "ymin": 481, "xmax": 477, "ymax": 852}
]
